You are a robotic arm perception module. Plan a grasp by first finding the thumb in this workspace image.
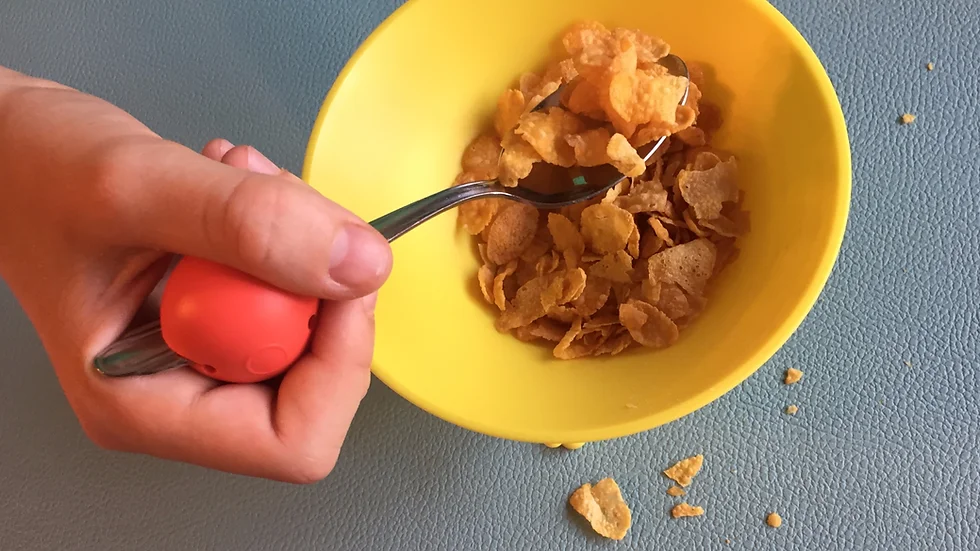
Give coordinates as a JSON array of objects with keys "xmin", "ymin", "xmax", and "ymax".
[{"xmin": 113, "ymin": 140, "xmax": 392, "ymax": 300}]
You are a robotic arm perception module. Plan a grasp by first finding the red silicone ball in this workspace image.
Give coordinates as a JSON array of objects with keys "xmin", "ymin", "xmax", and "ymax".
[{"xmin": 160, "ymin": 256, "xmax": 320, "ymax": 383}]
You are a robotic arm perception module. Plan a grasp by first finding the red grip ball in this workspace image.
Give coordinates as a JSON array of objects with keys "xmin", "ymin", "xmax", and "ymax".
[{"xmin": 160, "ymin": 256, "xmax": 320, "ymax": 383}]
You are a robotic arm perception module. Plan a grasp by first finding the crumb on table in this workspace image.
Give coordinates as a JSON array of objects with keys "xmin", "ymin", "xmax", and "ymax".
[
  {"xmin": 900, "ymin": 113, "xmax": 916, "ymax": 124},
  {"xmin": 926, "ymin": 62, "xmax": 934, "ymax": 71},
  {"xmin": 667, "ymin": 485, "xmax": 686, "ymax": 497},
  {"xmin": 784, "ymin": 368, "xmax": 803, "ymax": 385},
  {"xmin": 569, "ymin": 478, "xmax": 632, "ymax": 540},
  {"xmin": 767, "ymin": 512, "xmax": 783, "ymax": 528},
  {"xmin": 663, "ymin": 455, "xmax": 704, "ymax": 487},
  {"xmin": 671, "ymin": 503, "xmax": 705, "ymax": 518},
  {"xmin": 785, "ymin": 404, "xmax": 799, "ymax": 415}
]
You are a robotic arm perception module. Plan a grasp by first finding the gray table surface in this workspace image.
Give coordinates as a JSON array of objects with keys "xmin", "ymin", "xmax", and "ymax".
[{"xmin": 1, "ymin": 1, "xmax": 978, "ymax": 549}]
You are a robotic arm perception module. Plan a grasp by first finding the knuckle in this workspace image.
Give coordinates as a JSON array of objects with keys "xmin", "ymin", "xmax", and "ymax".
[
  {"xmin": 219, "ymin": 174, "xmax": 310, "ymax": 266},
  {"xmin": 83, "ymin": 138, "xmax": 157, "ymax": 218},
  {"xmin": 217, "ymin": 176, "xmax": 294, "ymax": 268}
]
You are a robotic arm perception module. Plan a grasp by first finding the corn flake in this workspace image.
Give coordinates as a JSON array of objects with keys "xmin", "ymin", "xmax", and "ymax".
[
  {"xmin": 671, "ymin": 503, "xmax": 705, "ymax": 518},
  {"xmin": 617, "ymin": 178, "xmax": 671, "ymax": 214},
  {"xmin": 784, "ymin": 368, "xmax": 803, "ymax": 385},
  {"xmin": 495, "ymin": 89, "xmax": 526, "ymax": 138},
  {"xmin": 647, "ymin": 238, "xmax": 717, "ymax": 297},
  {"xmin": 581, "ymin": 203, "xmax": 635, "ymax": 254},
  {"xmin": 568, "ymin": 478, "xmax": 632, "ymax": 540},
  {"xmin": 589, "ymin": 250, "xmax": 634, "ymax": 283},
  {"xmin": 554, "ymin": 318, "xmax": 595, "ymax": 359},
  {"xmin": 516, "ymin": 107, "xmax": 585, "ymax": 167},
  {"xmin": 477, "ymin": 264, "xmax": 495, "ymax": 305},
  {"xmin": 498, "ymin": 131, "xmax": 541, "ymax": 187},
  {"xmin": 486, "ymin": 203, "xmax": 539, "ymax": 264},
  {"xmin": 607, "ymin": 133, "xmax": 646, "ymax": 177},
  {"xmin": 573, "ymin": 275, "xmax": 612, "ymax": 317},
  {"xmin": 492, "ymin": 260, "xmax": 519, "ymax": 310},
  {"xmin": 461, "ymin": 133, "xmax": 502, "ymax": 178},
  {"xmin": 677, "ymin": 157, "xmax": 739, "ymax": 221},
  {"xmin": 496, "ymin": 272, "xmax": 558, "ymax": 331},
  {"xmin": 548, "ymin": 213, "xmax": 586, "ymax": 268},
  {"xmin": 631, "ymin": 72, "xmax": 688, "ymax": 129},
  {"xmin": 663, "ymin": 454, "xmax": 704, "ymax": 487},
  {"xmin": 626, "ymin": 224, "xmax": 640, "ymax": 258},
  {"xmin": 619, "ymin": 300, "xmax": 679, "ymax": 348},
  {"xmin": 656, "ymin": 283, "xmax": 693, "ymax": 322}
]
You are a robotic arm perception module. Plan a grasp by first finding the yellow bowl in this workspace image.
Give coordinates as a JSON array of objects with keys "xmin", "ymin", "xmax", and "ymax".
[{"xmin": 303, "ymin": 0, "xmax": 850, "ymax": 444}]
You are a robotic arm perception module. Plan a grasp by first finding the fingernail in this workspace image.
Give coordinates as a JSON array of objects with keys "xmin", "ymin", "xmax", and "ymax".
[
  {"xmin": 245, "ymin": 146, "xmax": 280, "ymax": 175},
  {"xmin": 328, "ymin": 224, "xmax": 392, "ymax": 292},
  {"xmin": 203, "ymin": 138, "xmax": 235, "ymax": 160}
]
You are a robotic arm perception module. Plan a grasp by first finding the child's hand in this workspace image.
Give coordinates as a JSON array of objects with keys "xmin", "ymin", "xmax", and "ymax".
[{"xmin": 0, "ymin": 68, "xmax": 392, "ymax": 482}]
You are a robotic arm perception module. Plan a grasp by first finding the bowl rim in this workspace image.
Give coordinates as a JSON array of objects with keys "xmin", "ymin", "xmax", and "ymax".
[{"xmin": 302, "ymin": 0, "xmax": 852, "ymax": 443}]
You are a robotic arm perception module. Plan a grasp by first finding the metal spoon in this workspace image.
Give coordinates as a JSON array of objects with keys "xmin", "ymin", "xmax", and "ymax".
[
  {"xmin": 92, "ymin": 55, "xmax": 689, "ymax": 378},
  {"xmin": 371, "ymin": 53, "xmax": 690, "ymax": 241}
]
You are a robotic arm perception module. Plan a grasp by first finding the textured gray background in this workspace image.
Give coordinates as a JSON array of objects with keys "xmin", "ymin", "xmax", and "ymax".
[{"xmin": 1, "ymin": 0, "xmax": 978, "ymax": 549}]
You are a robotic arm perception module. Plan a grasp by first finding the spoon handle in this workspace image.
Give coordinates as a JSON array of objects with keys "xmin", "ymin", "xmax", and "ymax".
[
  {"xmin": 369, "ymin": 180, "xmax": 499, "ymax": 241},
  {"xmin": 93, "ymin": 180, "xmax": 501, "ymax": 378}
]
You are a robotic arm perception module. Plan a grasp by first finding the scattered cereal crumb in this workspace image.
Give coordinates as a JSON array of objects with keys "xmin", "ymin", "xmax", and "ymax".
[
  {"xmin": 900, "ymin": 113, "xmax": 916, "ymax": 125},
  {"xmin": 785, "ymin": 404, "xmax": 799, "ymax": 415},
  {"xmin": 563, "ymin": 442, "xmax": 585, "ymax": 450},
  {"xmin": 664, "ymin": 455, "xmax": 704, "ymax": 487},
  {"xmin": 666, "ymin": 485, "xmax": 686, "ymax": 497},
  {"xmin": 926, "ymin": 62, "xmax": 934, "ymax": 71},
  {"xmin": 725, "ymin": 539, "xmax": 732, "ymax": 545},
  {"xmin": 903, "ymin": 360, "xmax": 913, "ymax": 368},
  {"xmin": 784, "ymin": 368, "xmax": 803, "ymax": 385},
  {"xmin": 767, "ymin": 512, "xmax": 783, "ymax": 528},
  {"xmin": 671, "ymin": 503, "xmax": 705, "ymax": 518},
  {"xmin": 569, "ymin": 478, "xmax": 632, "ymax": 540}
]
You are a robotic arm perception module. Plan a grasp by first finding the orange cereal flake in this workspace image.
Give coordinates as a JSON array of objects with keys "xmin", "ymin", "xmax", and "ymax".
[
  {"xmin": 568, "ymin": 478, "xmax": 632, "ymax": 540},
  {"xmin": 663, "ymin": 454, "xmax": 704, "ymax": 487},
  {"xmin": 671, "ymin": 503, "xmax": 705, "ymax": 518},
  {"xmin": 784, "ymin": 368, "xmax": 803, "ymax": 385}
]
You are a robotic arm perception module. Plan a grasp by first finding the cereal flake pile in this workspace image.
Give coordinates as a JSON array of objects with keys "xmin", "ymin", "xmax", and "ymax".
[{"xmin": 453, "ymin": 21, "xmax": 748, "ymax": 359}]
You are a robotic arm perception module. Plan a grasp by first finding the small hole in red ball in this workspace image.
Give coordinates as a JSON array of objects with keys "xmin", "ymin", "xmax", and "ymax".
[
  {"xmin": 201, "ymin": 364, "xmax": 217, "ymax": 374},
  {"xmin": 308, "ymin": 315, "xmax": 318, "ymax": 330}
]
